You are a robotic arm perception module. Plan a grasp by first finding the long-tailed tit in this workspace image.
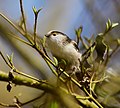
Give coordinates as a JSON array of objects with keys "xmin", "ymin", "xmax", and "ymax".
[{"xmin": 45, "ymin": 30, "xmax": 81, "ymax": 73}]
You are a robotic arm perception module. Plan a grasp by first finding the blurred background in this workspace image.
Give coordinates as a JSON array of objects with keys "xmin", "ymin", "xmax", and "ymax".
[{"xmin": 0, "ymin": 0, "xmax": 120, "ymax": 107}]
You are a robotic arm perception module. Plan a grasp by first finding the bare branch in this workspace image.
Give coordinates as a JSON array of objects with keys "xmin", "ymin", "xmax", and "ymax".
[{"xmin": 19, "ymin": 0, "xmax": 27, "ymax": 34}]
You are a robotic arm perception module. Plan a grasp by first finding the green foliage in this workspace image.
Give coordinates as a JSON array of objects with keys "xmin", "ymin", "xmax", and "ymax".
[
  {"xmin": 6, "ymin": 53, "xmax": 14, "ymax": 66},
  {"xmin": 105, "ymin": 19, "xmax": 119, "ymax": 34},
  {"xmin": 75, "ymin": 26, "xmax": 83, "ymax": 46},
  {"xmin": 32, "ymin": 6, "xmax": 42, "ymax": 16}
]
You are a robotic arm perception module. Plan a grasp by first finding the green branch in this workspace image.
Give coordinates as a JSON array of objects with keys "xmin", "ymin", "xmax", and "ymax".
[
  {"xmin": 0, "ymin": 71, "xmax": 80, "ymax": 108},
  {"xmin": 19, "ymin": 0, "xmax": 27, "ymax": 34},
  {"xmin": 0, "ymin": 71, "xmax": 52, "ymax": 92},
  {"xmin": 32, "ymin": 6, "xmax": 42, "ymax": 44}
]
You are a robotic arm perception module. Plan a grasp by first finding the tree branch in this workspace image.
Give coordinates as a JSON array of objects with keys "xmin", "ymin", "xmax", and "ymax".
[
  {"xmin": 0, "ymin": 92, "xmax": 45, "ymax": 107},
  {"xmin": 0, "ymin": 71, "xmax": 53, "ymax": 92},
  {"xmin": 0, "ymin": 71, "xmax": 80, "ymax": 108}
]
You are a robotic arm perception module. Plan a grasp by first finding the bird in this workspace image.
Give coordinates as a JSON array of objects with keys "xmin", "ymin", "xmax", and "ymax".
[{"xmin": 45, "ymin": 30, "xmax": 82, "ymax": 74}]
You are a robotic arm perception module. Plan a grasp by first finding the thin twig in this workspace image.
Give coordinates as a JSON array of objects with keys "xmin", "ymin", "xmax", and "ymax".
[
  {"xmin": 89, "ymin": 73, "xmax": 95, "ymax": 95},
  {"xmin": 0, "ymin": 92, "xmax": 46, "ymax": 107},
  {"xmin": 92, "ymin": 76, "xmax": 108, "ymax": 83},
  {"xmin": 13, "ymin": 69, "xmax": 46, "ymax": 83},
  {"xmin": 0, "ymin": 13, "xmax": 25, "ymax": 36},
  {"xmin": 33, "ymin": 14, "xmax": 37, "ymax": 44},
  {"xmin": 19, "ymin": 0, "xmax": 27, "ymax": 34},
  {"xmin": 33, "ymin": 7, "xmax": 41, "ymax": 44},
  {"xmin": 0, "ymin": 51, "xmax": 46, "ymax": 83},
  {"xmin": 82, "ymin": 42, "xmax": 96, "ymax": 57},
  {"xmin": 22, "ymin": 92, "xmax": 45, "ymax": 105},
  {"xmin": 9, "ymin": 33, "xmax": 33, "ymax": 46},
  {"xmin": 0, "ymin": 51, "xmax": 11, "ymax": 68},
  {"xmin": 0, "ymin": 13, "xmax": 33, "ymax": 44},
  {"xmin": 83, "ymin": 87, "xmax": 104, "ymax": 108},
  {"xmin": 19, "ymin": 0, "xmax": 34, "ymax": 44}
]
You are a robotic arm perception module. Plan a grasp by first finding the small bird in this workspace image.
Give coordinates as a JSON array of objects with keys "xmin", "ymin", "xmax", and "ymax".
[{"xmin": 45, "ymin": 30, "xmax": 81, "ymax": 73}]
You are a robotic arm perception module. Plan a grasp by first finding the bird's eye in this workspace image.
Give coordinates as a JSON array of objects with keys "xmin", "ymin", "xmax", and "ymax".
[{"xmin": 52, "ymin": 33, "xmax": 56, "ymax": 36}]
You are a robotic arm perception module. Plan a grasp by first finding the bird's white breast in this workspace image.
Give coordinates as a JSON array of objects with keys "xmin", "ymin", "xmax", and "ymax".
[{"xmin": 46, "ymin": 37, "xmax": 81, "ymax": 65}]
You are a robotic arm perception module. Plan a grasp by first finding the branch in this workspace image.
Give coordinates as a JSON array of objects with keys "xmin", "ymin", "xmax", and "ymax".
[
  {"xmin": 0, "ymin": 92, "xmax": 45, "ymax": 107},
  {"xmin": 0, "ymin": 13, "xmax": 25, "ymax": 36},
  {"xmin": 0, "ymin": 71, "xmax": 52, "ymax": 92},
  {"xmin": 0, "ymin": 51, "xmax": 45, "ymax": 83},
  {"xmin": 0, "ymin": 71, "xmax": 80, "ymax": 108},
  {"xmin": 0, "ymin": 13, "xmax": 33, "ymax": 44},
  {"xmin": 32, "ymin": 6, "xmax": 42, "ymax": 44},
  {"xmin": 19, "ymin": 0, "xmax": 27, "ymax": 34}
]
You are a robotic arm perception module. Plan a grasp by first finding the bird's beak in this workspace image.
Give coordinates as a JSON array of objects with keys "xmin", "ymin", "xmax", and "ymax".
[{"xmin": 45, "ymin": 34, "xmax": 50, "ymax": 37}]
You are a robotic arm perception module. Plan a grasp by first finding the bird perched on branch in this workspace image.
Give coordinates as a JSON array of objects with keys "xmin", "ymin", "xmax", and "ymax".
[{"xmin": 45, "ymin": 30, "xmax": 82, "ymax": 74}]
